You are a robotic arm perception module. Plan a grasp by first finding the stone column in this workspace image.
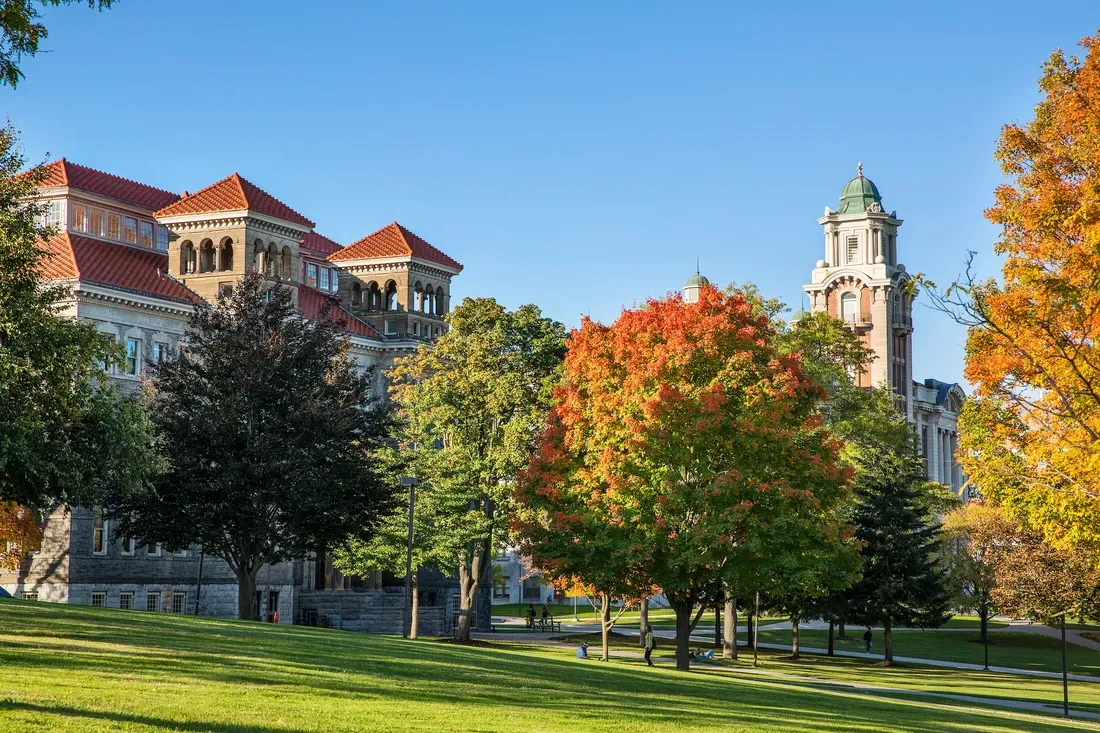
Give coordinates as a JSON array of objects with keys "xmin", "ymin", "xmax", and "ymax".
[{"xmin": 927, "ymin": 424, "xmax": 940, "ymax": 483}]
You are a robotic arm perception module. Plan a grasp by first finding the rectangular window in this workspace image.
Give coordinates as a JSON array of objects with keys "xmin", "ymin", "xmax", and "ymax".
[
  {"xmin": 119, "ymin": 591, "xmax": 134, "ymax": 610},
  {"xmin": 139, "ymin": 220, "xmax": 154, "ymax": 247},
  {"xmin": 306, "ymin": 263, "xmax": 318, "ymax": 287},
  {"xmin": 43, "ymin": 200, "xmax": 61, "ymax": 228},
  {"xmin": 121, "ymin": 536, "xmax": 135, "ymax": 556},
  {"xmin": 319, "ymin": 268, "xmax": 329, "ymax": 291},
  {"xmin": 20, "ymin": 591, "xmax": 38, "ymax": 601},
  {"xmin": 123, "ymin": 216, "xmax": 138, "ymax": 244},
  {"xmin": 125, "ymin": 338, "xmax": 141, "ymax": 375},
  {"xmin": 493, "ymin": 576, "xmax": 510, "ymax": 599},
  {"xmin": 69, "ymin": 203, "xmax": 87, "ymax": 232},
  {"xmin": 155, "ymin": 225, "xmax": 169, "ymax": 251},
  {"xmin": 107, "ymin": 212, "xmax": 121, "ymax": 240},
  {"xmin": 328, "ymin": 270, "xmax": 337, "ymax": 291},
  {"xmin": 92, "ymin": 510, "xmax": 107, "ymax": 555},
  {"xmin": 146, "ymin": 543, "xmax": 162, "ymax": 557},
  {"xmin": 152, "ymin": 342, "xmax": 167, "ymax": 364},
  {"xmin": 847, "ymin": 236, "xmax": 859, "ymax": 263},
  {"xmin": 413, "ymin": 322, "xmax": 420, "ymax": 336},
  {"xmin": 146, "ymin": 591, "xmax": 160, "ymax": 612},
  {"xmin": 91, "ymin": 591, "xmax": 106, "ymax": 607},
  {"xmin": 172, "ymin": 592, "xmax": 186, "ymax": 614},
  {"xmin": 384, "ymin": 320, "xmax": 395, "ymax": 335},
  {"xmin": 88, "ymin": 207, "xmax": 104, "ymax": 236}
]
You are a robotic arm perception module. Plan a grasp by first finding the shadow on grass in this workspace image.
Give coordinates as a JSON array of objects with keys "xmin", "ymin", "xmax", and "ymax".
[{"xmin": 0, "ymin": 700, "xmax": 305, "ymax": 733}]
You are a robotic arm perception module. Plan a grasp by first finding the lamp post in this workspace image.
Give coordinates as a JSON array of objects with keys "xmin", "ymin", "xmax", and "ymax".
[
  {"xmin": 1060, "ymin": 612, "xmax": 1070, "ymax": 718},
  {"xmin": 400, "ymin": 476, "xmax": 418, "ymax": 639}
]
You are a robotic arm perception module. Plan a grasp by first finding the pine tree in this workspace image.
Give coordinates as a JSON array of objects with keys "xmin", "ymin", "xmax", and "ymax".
[{"xmin": 846, "ymin": 442, "xmax": 952, "ymax": 663}]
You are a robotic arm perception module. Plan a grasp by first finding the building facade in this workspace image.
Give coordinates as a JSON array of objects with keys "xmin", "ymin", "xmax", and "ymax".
[
  {"xmin": 2, "ymin": 160, "xmax": 464, "ymax": 627},
  {"xmin": 801, "ymin": 165, "xmax": 965, "ymax": 494}
]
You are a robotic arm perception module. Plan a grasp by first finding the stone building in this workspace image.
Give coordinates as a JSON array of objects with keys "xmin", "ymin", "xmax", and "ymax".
[
  {"xmin": 1, "ymin": 159, "xmax": 463, "ymax": 629},
  {"xmin": 800, "ymin": 164, "xmax": 965, "ymax": 494}
]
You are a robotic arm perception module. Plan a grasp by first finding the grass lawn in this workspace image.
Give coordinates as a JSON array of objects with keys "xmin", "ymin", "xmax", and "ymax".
[
  {"xmin": 0, "ymin": 600, "xmax": 1090, "ymax": 732},
  {"xmin": 757, "ymin": 627, "xmax": 1100, "ymax": 677}
]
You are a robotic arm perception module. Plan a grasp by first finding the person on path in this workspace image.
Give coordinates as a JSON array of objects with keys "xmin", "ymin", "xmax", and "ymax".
[
  {"xmin": 863, "ymin": 628, "xmax": 873, "ymax": 653},
  {"xmin": 644, "ymin": 625, "xmax": 655, "ymax": 667},
  {"xmin": 527, "ymin": 604, "xmax": 536, "ymax": 628}
]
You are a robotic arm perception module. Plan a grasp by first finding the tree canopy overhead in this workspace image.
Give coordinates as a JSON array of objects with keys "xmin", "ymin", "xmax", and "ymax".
[
  {"xmin": 0, "ymin": 1, "xmax": 114, "ymax": 87},
  {"xmin": 107, "ymin": 273, "xmax": 396, "ymax": 621}
]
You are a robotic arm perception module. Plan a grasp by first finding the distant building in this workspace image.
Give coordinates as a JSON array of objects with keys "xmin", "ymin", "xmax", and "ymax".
[{"xmin": 2, "ymin": 159, "xmax": 464, "ymax": 630}]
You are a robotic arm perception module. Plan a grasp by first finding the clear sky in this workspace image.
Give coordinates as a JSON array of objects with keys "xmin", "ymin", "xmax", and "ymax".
[{"xmin": 3, "ymin": 1, "xmax": 1096, "ymax": 386}]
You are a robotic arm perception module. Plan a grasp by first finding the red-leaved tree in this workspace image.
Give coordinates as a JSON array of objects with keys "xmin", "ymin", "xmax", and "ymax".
[{"xmin": 517, "ymin": 286, "xmax": 853, "ymax": 670}]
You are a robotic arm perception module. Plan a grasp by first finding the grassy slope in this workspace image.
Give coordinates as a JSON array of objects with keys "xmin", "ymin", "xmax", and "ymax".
[
  {"xmin": 0, "ymin": 599, "xmax": 1090, "ymax": 733},
  {"xmin": 757, "ymin": 627, "xmax": 1100, "ymax": 676}
]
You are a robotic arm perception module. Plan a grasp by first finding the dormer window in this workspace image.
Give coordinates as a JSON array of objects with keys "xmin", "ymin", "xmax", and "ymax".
[
  {"xmin": 319, "ymin": 268, "xmax": 329, "ymax": 291},
  {"xmin": 122, "ymin": 217, "xmax": 137, "ymax": 244},
  {"xmin": 89, "ymin": 208, "xmax": 104, "ymax": 237},
  {"xmin": 70, "ymin": 203, "xmax": 86, "ymax": 232},
  {"xmin": 107, "ymin": 212, "xmax": 120, "ymax": 239},
  {"xmin": 139, "ymin": 221, "xmax": 154, "ymax": 248}
]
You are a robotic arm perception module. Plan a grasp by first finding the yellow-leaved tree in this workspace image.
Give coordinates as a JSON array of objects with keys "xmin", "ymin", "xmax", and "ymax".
[{"xmin": 0, "ymin": 502, "xmax": 41, "ymax": 570}]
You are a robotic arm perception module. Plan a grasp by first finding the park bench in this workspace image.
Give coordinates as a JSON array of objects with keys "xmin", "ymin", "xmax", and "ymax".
[{"xmin": 536, "ymin": 616, "xmax": 562, "ymax": 632}]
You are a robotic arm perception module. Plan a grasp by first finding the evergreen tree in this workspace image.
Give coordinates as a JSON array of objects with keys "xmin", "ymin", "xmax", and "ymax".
[
  {"xmin": 107, "ymin": 273, "xmax": 396, "ymax": 620},
  {"xmin": 847, "ymin": 442, "xmax": 952, "ymax": 663}
]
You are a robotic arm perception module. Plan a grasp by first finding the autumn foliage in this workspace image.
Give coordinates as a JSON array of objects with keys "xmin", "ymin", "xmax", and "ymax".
[
  {"xmin": 0, "ymin": 502, "xmax": 41, "ymax": 570},
  {"xmin": 515, "ymin": 285, "xmax": 853, "ymax": 670}
]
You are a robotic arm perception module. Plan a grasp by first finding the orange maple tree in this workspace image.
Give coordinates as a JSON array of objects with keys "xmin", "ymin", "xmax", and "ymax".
[
  {"xmin": 930, "ymin": 33, "xmax": 1100, "ymax": 554},
  {"xmin": 0, "ymin": 502, "xmax": 41, "ymax": 571},
  {"xmin": 515, "ymin": 285, "xmax": 853, "ymax": 671}
]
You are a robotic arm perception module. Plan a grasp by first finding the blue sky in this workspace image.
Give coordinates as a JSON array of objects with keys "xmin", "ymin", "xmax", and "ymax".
[{"xmin": 4, "ymin": 2, "xmax": 1096, "ymax": 386}]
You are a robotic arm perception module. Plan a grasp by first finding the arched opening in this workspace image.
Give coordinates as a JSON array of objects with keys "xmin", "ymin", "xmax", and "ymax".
[
  {"xmin": 281, "ymin": 246, "xmax": 292, "ymax": 280},
  {"xmin": 384, "ymin": 280, "xmax": 397, "ymax": 311},
  {"xmin": 219, "ymin": 238, "xmax": 234, "ymax": 272},
  {"xmin": 199, "ymin": 239, "xmax": 215, "ymax": 273},
  {"xmin": 413, "ymin": 281, "xmax": 424, "ymax": 312},
  {"xmin": 434, "ymin": 287, "xmax": 445, "ymax": 316},
  {"xmin": 365, "ymin": 281, "xmax": 381, "ymax": 310},
  {"xmin": 267, "ymin": 243, "xmax": 279, "ymax": 277},
  {"xmin": 351, "ymin": 282, "xmax": 362, "ymax": 306},
  {"xmin": 252, "ymin": 239, "xmax": 264, "ymax": 273},
  {"xmin": 423, "ymin": 285, "xmax": 434, "ymax": 314},
  {"xmin": 840, "ymin": 291, "xmax": 858, "ymax": 323},
  {"xmin": 179, "ymin": 240, "xmax": 195, "ymax": 275}
]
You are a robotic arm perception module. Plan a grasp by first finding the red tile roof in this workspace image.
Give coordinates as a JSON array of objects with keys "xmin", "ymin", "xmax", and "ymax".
[
  {"xmin": 39, "ymin": 232, "xmax": 204, "ymax": 305},
  {"xmin": 328, "ymin": 222, "xmax": 462, "ymax": 270},
  {"xmin": 36, "ymin": 159, "xmax": 180, "ymax": 211},
  {"xmin": 154, "ymin": 173, "xmax": 315, "ymax": 228},
  {"xmin": 297, "ymin": 285, "xmax": 382, "ymax": 339},
  {"xmin": 300, "ymin": 231, "xmax": 344, "ymax": 258}
]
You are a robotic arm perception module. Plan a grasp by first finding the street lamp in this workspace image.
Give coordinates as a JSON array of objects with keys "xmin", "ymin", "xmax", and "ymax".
[{"xmin": 400, "ymin": 476, "xmax": 418, "ymax": 639}]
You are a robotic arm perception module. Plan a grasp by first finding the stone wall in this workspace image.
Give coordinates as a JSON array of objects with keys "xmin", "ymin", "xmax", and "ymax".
[{"xmin": 296, "ymin": 589, "xmax": 447, "ymax": 636}]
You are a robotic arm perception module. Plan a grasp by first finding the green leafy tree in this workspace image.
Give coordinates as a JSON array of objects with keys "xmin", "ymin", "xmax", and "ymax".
[
  {"xmin": 993, "ymin": 526, "xmax": 1100, "ymax": 625},
  {"xmin": 0, "ymin": 1, "xmax": 114, "ymax": 87},
  {"xmin": 846, "ymin": 442, "xmax": 952, "ymax": 663},
  {"xmin": 941, "ymin": 501, "xmax": 1015, "ymax": 644},
  {"xmin": 107, "ymin": 273, "xmax": 396, "ymax": 621},
  {"xmin": 0, "ymin": 121, "xmax": 154, "ymax": 511},
  {"xmin": 388, "ymin": 297, "xmax": 566, "ymax": 642}
]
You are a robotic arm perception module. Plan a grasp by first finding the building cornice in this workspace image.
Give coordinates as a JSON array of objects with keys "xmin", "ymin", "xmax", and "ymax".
[
  {"xmin": 332, "ymin": 255, "xmax": 460, "ymax": 278},
  {"xmin": 77, "ymin": 282, "xmax": 198, "ymax": 316},
  {"xmin": 158, "ymin": 210, "xmax": 311, "ymax": 238}
]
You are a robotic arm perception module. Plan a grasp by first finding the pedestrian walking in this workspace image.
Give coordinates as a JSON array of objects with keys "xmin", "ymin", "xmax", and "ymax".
[
  {"xmin": 863, "ymin": 627, "xmax": 873, "ymax": 653},
  {"xmin": 644, "ymin": 624, "xmax": 655, "ymax": 667}
]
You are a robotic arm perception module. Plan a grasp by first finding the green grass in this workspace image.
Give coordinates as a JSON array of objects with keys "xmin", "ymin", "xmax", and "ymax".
[
  {"xmin": 0, "ymin": 599, "xmax": 1092, "ymax": 732},
  {"xmin": 757, "ymin": 627, "xmax": 1100, "ymax": 676}
]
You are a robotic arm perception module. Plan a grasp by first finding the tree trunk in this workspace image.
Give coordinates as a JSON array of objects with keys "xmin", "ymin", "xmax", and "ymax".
[
  {"xmin": 791, "ymin": 616, "xmax": 800, "ymax": 659},
  {"xmin": 722, "ymin": 597, "xmax": 736, "ymax": 660},
  {"xmin": 237, "ymin": 567, "xmax": 258, "ymax": 621},
  {"xmin": 410, "ymin": 575, "xmax": 420, "ymax": 639},
  {"xmin": 714, "ymin": 605, "xmax": 721, "ymax": 648},
  {"xmin": 828, "ymin": 620, "xmax": 835, "ymax": 656},
  {"xmin": 838, "ymin": 620, "xmax": 847, "ymax": 640},
  {"xmin": 672, "ymin": 599, "xmax": 693, "ymax": 671},
  {"xmin": 884, "ymin": 618, "xmax": 893, "ymax": 664},
  {"xmin": 600, "ymin": 592, "xmax": 611, "ymax": 662},
  {"xmin": 639, "ymin": 597, "xmax": 649, "ymax": 648},
  {"xmin": 979, "ymin": 603, "xmax": 989, "ymax": 645},
  {"xmin": 455, "ymin": 563, "xmax": 475, "ymax": 642},
  {"xmin": 745, "ymin": 607, "xmax": 754, "ymax": 649}
]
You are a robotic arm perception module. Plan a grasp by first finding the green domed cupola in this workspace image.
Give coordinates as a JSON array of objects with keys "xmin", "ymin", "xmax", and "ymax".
[
  {"xmin": 683, "ymin": 264, "xmax": 709, "ymax": 303},
  {"xmin": 837, "ymin": 162, "xmax": 882, "ymax": 214},
  {"xmin": 685, "ymin": 271, "xmax": 709, "ymax": 288}
]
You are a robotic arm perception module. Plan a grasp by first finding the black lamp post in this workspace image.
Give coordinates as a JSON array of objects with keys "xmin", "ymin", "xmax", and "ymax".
[
  {"xmin": 1060, "ymin": 612, "xmax": 1070, "ymax": 719},
  {"xmin": 400, "ymin": 476, "xmax": 418, "ymax": 638}
]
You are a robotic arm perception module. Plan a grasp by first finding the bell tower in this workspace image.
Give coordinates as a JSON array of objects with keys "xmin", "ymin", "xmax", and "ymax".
[{"xmin": 803, "ymin": 164, "xmax": 915, "ymax": 418}]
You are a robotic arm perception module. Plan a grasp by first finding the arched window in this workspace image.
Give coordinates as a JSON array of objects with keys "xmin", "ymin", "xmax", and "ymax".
[
  {"xmin": 365, "ymin": 281, "xmax": 381, "ymax": 310},
  {"xmin": 434, "ymin": 287, "xmax": 445, "ymax": 316},
  {"xmin": 384, "ymin": 280, "xmax": 397, "ymax": 311},
  {"xmin": 351, "ymin": 283, "xmax": 362, "ymax": 306},
  {"xmin": 219, "ymin": 238, "xmax": 234, "ymax": 272},
  {"xmin": 199, "ymin": 239, "xmax": 215, "ymax": 273},
  {"xmin": 253, "ymin": 239, "xmax": 265, "ymax": 273},
  {"xmin": 179, "ymin": 240, "xmax": 195, "ymax": 275},
  {"xmin": 281, "ymin": 246, "xmax": 292, "ymax": 280},
  {"xmin": 840, "ymin": 292, "xmax": 858, "ymax": 323}
]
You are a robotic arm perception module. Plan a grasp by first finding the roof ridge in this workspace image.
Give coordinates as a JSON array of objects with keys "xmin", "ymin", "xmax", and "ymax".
[{"xmin": 43, "ymin": 158, "xmax": 179, "ymax": 199}]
